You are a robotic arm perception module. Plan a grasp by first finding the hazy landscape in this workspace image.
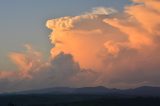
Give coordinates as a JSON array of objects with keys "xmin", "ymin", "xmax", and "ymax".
[{"xmin": 1, "ymin": 86, "xmax": 160, "ymax": 106}]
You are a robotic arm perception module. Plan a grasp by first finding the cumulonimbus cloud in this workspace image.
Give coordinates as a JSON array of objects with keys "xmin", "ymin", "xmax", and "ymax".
[
  {"xmin": 0, "ymin": 0, "xmax": 160, "ymax": 92},
  {"xmin": 46, "ymin": 0, "xmax": 160, "ymax": 88}
]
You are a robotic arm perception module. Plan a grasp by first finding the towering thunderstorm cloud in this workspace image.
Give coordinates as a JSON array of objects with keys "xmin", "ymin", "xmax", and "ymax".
[{"xmin": 0, "ymin": 0, "xmax": 160, "ymax": 92}]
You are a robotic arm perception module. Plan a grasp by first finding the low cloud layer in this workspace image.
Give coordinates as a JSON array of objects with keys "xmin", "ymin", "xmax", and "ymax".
[{"xmin": 0, "ymin": 0, "xmax": 160, "ymax": 92}]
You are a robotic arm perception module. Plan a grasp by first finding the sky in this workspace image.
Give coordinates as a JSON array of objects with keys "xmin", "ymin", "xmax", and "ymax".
[{"xmin": 0, "ymin": 0, "xmax": 160, "ymax": 92}]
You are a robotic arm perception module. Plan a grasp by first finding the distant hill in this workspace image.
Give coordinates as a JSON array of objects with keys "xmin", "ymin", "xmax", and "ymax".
[
  {"xmin": 6, "ymin": 86, "xmax": 160, "ymax": 97},
  {"xmin": 121, "ymin": 86, "xmax": 160, "ymax": 96}
]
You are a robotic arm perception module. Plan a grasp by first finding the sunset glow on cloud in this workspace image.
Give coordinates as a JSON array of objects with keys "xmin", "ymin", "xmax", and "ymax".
[
  {"xmin": 47, "ymin": 0, "xmax": 160, "ymax": 86},
  {"xmin": 0, "ymin": 0, "xmax": 160, "ymax": 92}
]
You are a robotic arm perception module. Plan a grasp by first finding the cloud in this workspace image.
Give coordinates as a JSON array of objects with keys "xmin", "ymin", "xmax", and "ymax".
[
  {"xmin": 46, "ymin": 7, "xmax": 122, "ymax": 70},
  {"xmin": 0, "ymin": 46, "xmax": 97, "ymax": 92},
  {"xmin": 87, "ymin": 7, "xmax": 116, "ymax": 15},
  {"xmin": 0, "ymin": 1, "xmax": 160, "ymax": 92},
  {"xmin": 8, "ymin": 44, "xmax": 43, "ymax": 79},
  {"xmin": 46, "ymin": 2, "xmax": 160, "ymax": 88}
]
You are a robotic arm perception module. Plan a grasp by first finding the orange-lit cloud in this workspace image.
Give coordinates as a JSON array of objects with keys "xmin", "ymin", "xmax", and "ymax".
[
  {"xmin": 0, "ymin": 0, "xmax": 160, "ymax": 92},
  {"xmin": 47, "ymin": 0, "xmax": 160, "ymax": 88},
  {"xmin": 46, "ymin": 8, "xmax": 120, "ymax": 70},
  {"xmin": 9, "ymin": 45, "xmax": 43, "ymax": 79},
  {"xmin": 0, "ymin": 71, "xmax": 15, "ymax": 80}
]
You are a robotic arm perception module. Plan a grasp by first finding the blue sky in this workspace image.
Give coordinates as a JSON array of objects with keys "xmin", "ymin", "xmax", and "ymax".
[{"xmin": 0, "ymin": 0, "xmax": 131, "ymax": 70}]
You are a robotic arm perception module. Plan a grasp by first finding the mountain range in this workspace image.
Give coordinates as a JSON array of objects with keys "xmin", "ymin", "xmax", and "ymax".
[{"xmin": 8, "ymin": 86, "xmax": 160, "ymax": 97}]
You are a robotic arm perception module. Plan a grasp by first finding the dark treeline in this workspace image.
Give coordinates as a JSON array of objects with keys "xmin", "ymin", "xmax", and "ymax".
[{"xmin": 1, "ymin": 94, "xmax": 160, "ymax": 106}]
